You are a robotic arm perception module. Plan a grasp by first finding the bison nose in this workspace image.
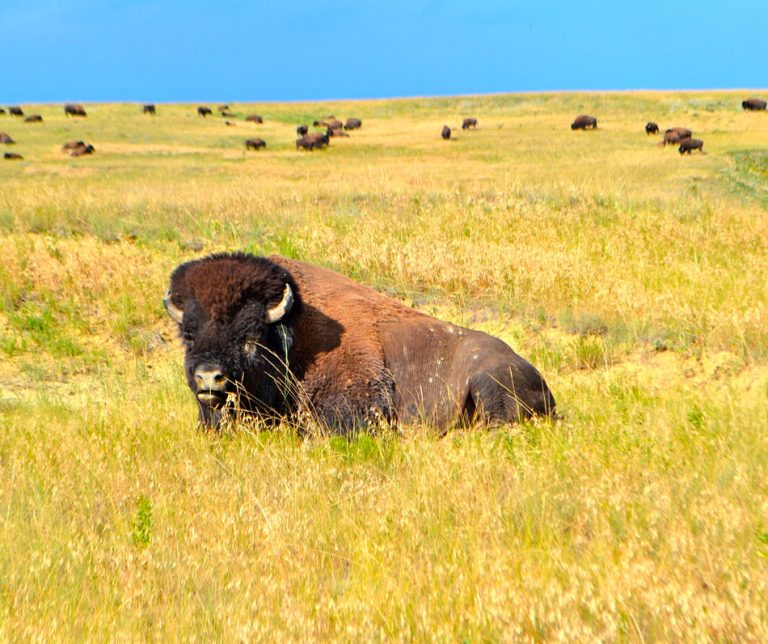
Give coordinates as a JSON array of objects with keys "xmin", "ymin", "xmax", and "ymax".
[{"xmin": 195, "ymin": 365, "xmax": 227, "ymax": 392}]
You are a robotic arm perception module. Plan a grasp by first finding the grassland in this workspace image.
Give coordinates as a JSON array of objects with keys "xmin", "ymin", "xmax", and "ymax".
[{"xmin": 1, "ymin": 91, "xmax": 767, "ymax": 640}]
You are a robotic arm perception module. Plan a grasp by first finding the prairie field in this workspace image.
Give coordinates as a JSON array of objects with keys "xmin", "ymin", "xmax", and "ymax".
[{"xmin": 1, "ymin": 91, "xmax": 767, "ymax": 640}]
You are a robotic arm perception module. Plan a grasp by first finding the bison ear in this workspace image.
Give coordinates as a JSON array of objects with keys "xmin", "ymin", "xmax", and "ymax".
[
  {"xmin": 163, "ymin": 291, "xmax": 184, "ymax": 324},
  {"xmin": 266, "ymin": 284, "xmax": 294, "ymax": 323}
]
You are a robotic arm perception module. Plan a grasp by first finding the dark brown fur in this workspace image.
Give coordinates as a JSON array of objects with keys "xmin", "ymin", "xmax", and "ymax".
[
  {"xmin": 344, "ymin": 118, "xmax": 362, "ymax": 130},
  {"xmin": 296, "ymin": 125, "xmax": 309, "ymax": 136},
  {"xmin": 462, "ymin": 118, "xmax": 478, "ymax": 129},
  {"xmin": 296, "ymin": 133, "xmax": 329, "ymax": 150},
  {"xmin": 678, "ymin": 138, "xmax": 703, "ymax": 154},
  {"xmin": 245, "ymin": 114, "xmax": 263, "ymax": 123},
  {"xmin": 571, "ymin": 115, "xmax": 597, "ymax": 130},
  {"xmin": 198, "ymin": 106, "xmax": 212, "ymax": 117},
  {"xmin": 143, "ymin": 104, "xmax": 157, "ymax": 115},
  {"xmin": 244, "ymin": 138, "xmax": 266, "ymax": 150},
  {"xmin": 645, "ymin": 122, "xmax": 659, "ymax": 135},
  {"xmin": 165, "ymin": 254, "xmax": 556, "ymax": 431},
  {"xmin": 4, "ymin": 152, "xmax": 23, "ymax": 160},
  {"xmin": 9, "ymin": 107, "xmax": 23, "ymax": 117},
  {"xmin": 64, "ymin": 104, "xmax": 87, "ymax": 117},
  {"xmin": 742, "ymin": 98, "xmax": 767, "ymax": 111},
  {"xmin": 441, "ymin": 125, "xmax": 451, "ymax": 139},
  {"xmin": 24, "ymin": 115, "xmax": 43, "ymax": 123}
]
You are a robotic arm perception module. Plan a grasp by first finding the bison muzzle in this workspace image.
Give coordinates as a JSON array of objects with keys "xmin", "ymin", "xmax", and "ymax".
[{"xmin": 165, "ymin": 254, "xmax": 556, "ymax": 432}]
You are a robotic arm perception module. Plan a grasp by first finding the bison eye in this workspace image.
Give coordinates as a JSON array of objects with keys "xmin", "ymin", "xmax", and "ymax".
[{"xmin": 243, "ymin": 339, "xmax": 260, "ymax": 355}]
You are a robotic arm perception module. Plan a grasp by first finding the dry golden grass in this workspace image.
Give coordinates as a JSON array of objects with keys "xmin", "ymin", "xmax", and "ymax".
[{"xmin": 1, "ymin": 91, "xmax": 767, "ymax": 640}]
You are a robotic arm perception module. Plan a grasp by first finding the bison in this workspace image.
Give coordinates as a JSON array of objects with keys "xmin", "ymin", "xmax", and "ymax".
[
  {"xmin": 0, "ymin": 132, "xmax": 15, "ymax": 144},
  {"xmin": 198, "ymin": 106, "xmax": 213, "ymax": 117},
  {"xmin": 9, "ymin": 107, "xmax": 24, "ymax": 117},
  {"xmin": 69, "ymin": 144, "xmax": 95, "ymax": 157},
  {"xmin": 571, "ymin": 115, "xmax": 597, "ymax": 130},
  {"xmin": 164, "ymin": 253, "xmax": 556, "ymax": 431},
  {"xmin": 296, "ymin": 133, "xmax": 329, "ymax": 150},
  {"xmin": 462, "ymin": 118, "xmax": 478, "ymax": 130},
  {"xmin": 665, "ymin": 127, "xmax": 692, "ymax": 140},
  {"xmin": 64, "ymin": 104, "xmax": 87, "ymax": 117},
  {"xmin": 24, "ymin": 115, "xmax": 43, "ymax": 123},
  {"xmin": 221, "ymin": 111, "xmax": 236, "ymax": 118},
  {"xmin": 645, "ymin": 121, "xmax": 659, "ymax": 135},
  {"xmin": 0, "ymin": 108, "xmax": 5, "ymax": 114},
  {"xmin": 4, "ymin": 152, "xmax": 23, "ymax": 160},
  {"xmin": 217, "ymin": 105, "xmax": 230, "ymax": 112},
  {"xmin": 296, "ymin": 124, "xmax": 309, "ymax": 136},
  {"xmin": 441, "ymin": 125, "xmax": 451, "ymax": 139},
  {"xmin": 742, "ymin": 98, "xmax": 767, "ymax": 111},
  {"xmin": 344, "ymin": 118, "xmax": 362, "ymax": 130},
  {"xmin": 679, "ymin": 138, "xmax": 703, "ymax": 154},
  {"xmin": 143, "ymin": 104, "xmax": 157, "ymax": 115},
  {"xmin": 327, "ymin": 127, "xmax": 349, "ymax": 137},
  {"xmin": 244, "ymin": 138, "xmax": 266, "ymax": 150},
  {"xmin": 62, "ymin": 140, "xmax": 86, "ymax": 150},
  {"xmin": 245, "ymin": 114, "xmax": 263, "ymax": 123}
]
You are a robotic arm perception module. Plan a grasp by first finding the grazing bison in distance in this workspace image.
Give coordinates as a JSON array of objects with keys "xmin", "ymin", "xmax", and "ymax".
[
  {"xmin": 24, "ymin": 115, "xmax": 43, "ymax": 123},
  {"xmin": 296, "ymin": 133, "xmax": 329, "ymax": 150},
  {"xmin": 742, "ymin": 98, "xmax": 767, "ymax": 111},
  {"xmin": 244, "ymin": 138, "xmax": 266, "ymax": 150},
  {"xmin": 327, "ymin": 127, "xmax": 349, "ymax": 137},
  {"xmin": 645, "ymin": 122, "xmax": 659, "ymax": 135},
  {"xmin": 69, "ymin": 144, "xmax": 95, "ymax": 157},
  {"xmin": 62, "ymin": 140, "xmax": 86, "ymax": 150},
  {"xmin": 217, "ymin": 105, "xmax": 230, "ymax": 112},
  {"xmin": 9, "ymin": 107, "xmax": 24, "ymax": 117},
  {"xmin": 198, "ymin": 106, "xmax": 213, "ymax": 117},
  {"xmin": 462, "ymin": 118, "xmax": 478, "ymax": 129},
  {"xmin": 64, "ymin": 104, "xmax": 87, "ymax": 117},
  {"xmin": 164, "ymin": 254, "xmax": 556, "ymax": 431},
  {"xmin": 441, "ymin": 125, "xmax": 451, "ymax": 139},
  {"xmin": 4, "ymin": 152, "xmax": 23, "ymax": 160},
  {"xmin": 296, "ymin": 124, "xmax": 309, "ymax": 136},
  {"xmin": 245, "ymin": 114, "xmax": 263, "ymax": 123},
  {"xmin": 666, "ymin": 127, "xmax": 692, "ymax": 140},
  {"xmin": 679, "ymin": 138, "xmax": 703, "ymax": 154},
  {"xmin": 571, "ymin": 115, "xmax": 597, "ymax": 130},
  {"xmin": 344, "ymin": 118, "xmax": 362, "ymax": 130},
  {"xmin": 143, "ymin": 104, "xmax": 157, "ymax": 115},
  {"xmin": 0, "ymin": 132, "xmax": 16, "ymax": 144}
]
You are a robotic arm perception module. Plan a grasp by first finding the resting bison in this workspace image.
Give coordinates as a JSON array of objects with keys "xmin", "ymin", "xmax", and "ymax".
[
  {"xmin": 69, "ymin": 144, "xmax": 95, "ymax": 157},
  {"xmin": 441, "ymin": 125, "xmax": 451, "ymax": 139},
  {"xmin": 296, "ymin": 133, "xmax": 329, "ymax": 150},
  {"xmin": 462, "ymin": 118, "xmax": 478, "ymax": 129},
  {"xmin": 24, "ymin": 115, "xmax": 43, "ymax": 123},
  {"xmin": 665, "ymin": 126, "xmax": 692, "ymax": 140},
  {"xmin": 62, "ymin": 140, "xmax": 86, "ymax": 150},
  {"xmin": 571, "ymin": 115, "xmax": 597, "ymax": 130},
  {"xmin": 296, "ymin": 124, "xmax": 309, "ymax": 136},
  {"xmin": 327, "ymin": 127, "xmax": 349, "ymax": 137},
  {"xmin": 244, "ymin": 138, "xmax": 266, "ymax": 150},
  {"xmin": 0, "ymin": 132, "xmax": 15, "ymax": 144},
  {"xmin": 742, "ymin": 98, "xmax": 767, "ymax": 111},
  {"xmin": 4, "ymin": 152, "xmax": 23, "ymax": 160},
  {"xmin": 164, "ymin": 254, "xmax": 556, "ymax": 431},
  {"xmin": 645, "ymin": 121, "xmax": 659, "ymax": 135},
  {"xmin": 245, "ymin": 114, "xmax": 263, "ymax": 123},
  {"xmin": 679, "ymin": 138, "xmax": 703, "ymax": 154},
  {"xmin": 198, "ymin": 106, "xmax": 213, "ymax": 117},
  {"xmin": 143, "ymin": 104, "xmax": 157, "ymax": 115},
  {"xmin": 64, "ymin": 104, "xmax": 87, "ymax": 117},
  {"xmin": 9, "ymin": 107, "xmax": 23, "ymax": 117},
  {"xmin": 344, "ymin": 118, "xmax": 362, "ymax": 130}
]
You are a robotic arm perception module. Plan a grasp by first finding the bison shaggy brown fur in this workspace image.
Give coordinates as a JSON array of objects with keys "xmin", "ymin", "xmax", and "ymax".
[
  {"xmin": 679, "ymin": 138, "xmax": 703, "ymax": 154},
  {"xmin": 344, "ymin": 118, "xmax": 362, "ymax": 130},
  {"xmin": 441, "ymin": 125, "xmax": 451, "ymax": 139},
  {"xmin": 164, "ymin": 253, "xmax": 556, "ymax": 431},
  {"xmin": 571, "ymin": 115, "xmax": 597, "ymax": 130},
  {"xmin": 645, "ymin": 122, "xmax": 659, "ymax": 135},
  {"xmin": 4, "ymin": 152, "xmax": 23, "ymax": 160},
  {"xmin": 245, "ymin": 114, "xmax": 263, "ymax": 123},
  {"xmin": 462, "ymin": 118, "xmax": 478, "ymax": 129},
  {"xmin": 143, "ymin": 104, "xmax": 157, "ymax": 115},
  {"xmin": 9, "ymin": 107, "xmax": 23, "ymax": 117},
  {"xmin": 296, "ymin": 133, "xmax": 329, "ymax": 150},
  {"xmin": 244, "ymin": 138, "xmax": 266, "ymax": 150},
  {"xmin": 24, "ymin": 115, "xmax": 43, "ymax": 123},
  {"xmin": 198, "ymin": 106, "xmax": 212, "ymax": 117},
  {"xmin": 64, "ymin": 104, "xmax": 87, "ymax": 117},
  {"xmin": 742, "ymin": 98, "xmax": 767, "ymax": 111},
  {"xmin": 296, "ymin": 124, "xmax": 309, "ymax": 136}
]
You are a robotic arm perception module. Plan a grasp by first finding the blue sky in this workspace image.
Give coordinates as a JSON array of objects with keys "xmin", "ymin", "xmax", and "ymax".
[{"xmin": 2, "ymin": 0, "xmax": 765, "ymax": 103}]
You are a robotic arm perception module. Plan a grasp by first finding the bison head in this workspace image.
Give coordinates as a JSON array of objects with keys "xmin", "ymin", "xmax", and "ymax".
[{"xmin": 164, "ymin": 254, "xmax": 298, "ymax": 428}]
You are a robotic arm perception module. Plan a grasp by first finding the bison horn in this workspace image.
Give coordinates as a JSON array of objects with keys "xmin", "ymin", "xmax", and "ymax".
[
  {"xmin": 266, "ymin": 284, "xmax": 293, "ymax": 323},
  {"xmin": 163, "ymin": 291, "xmax": 184, "ymax": 324}
]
